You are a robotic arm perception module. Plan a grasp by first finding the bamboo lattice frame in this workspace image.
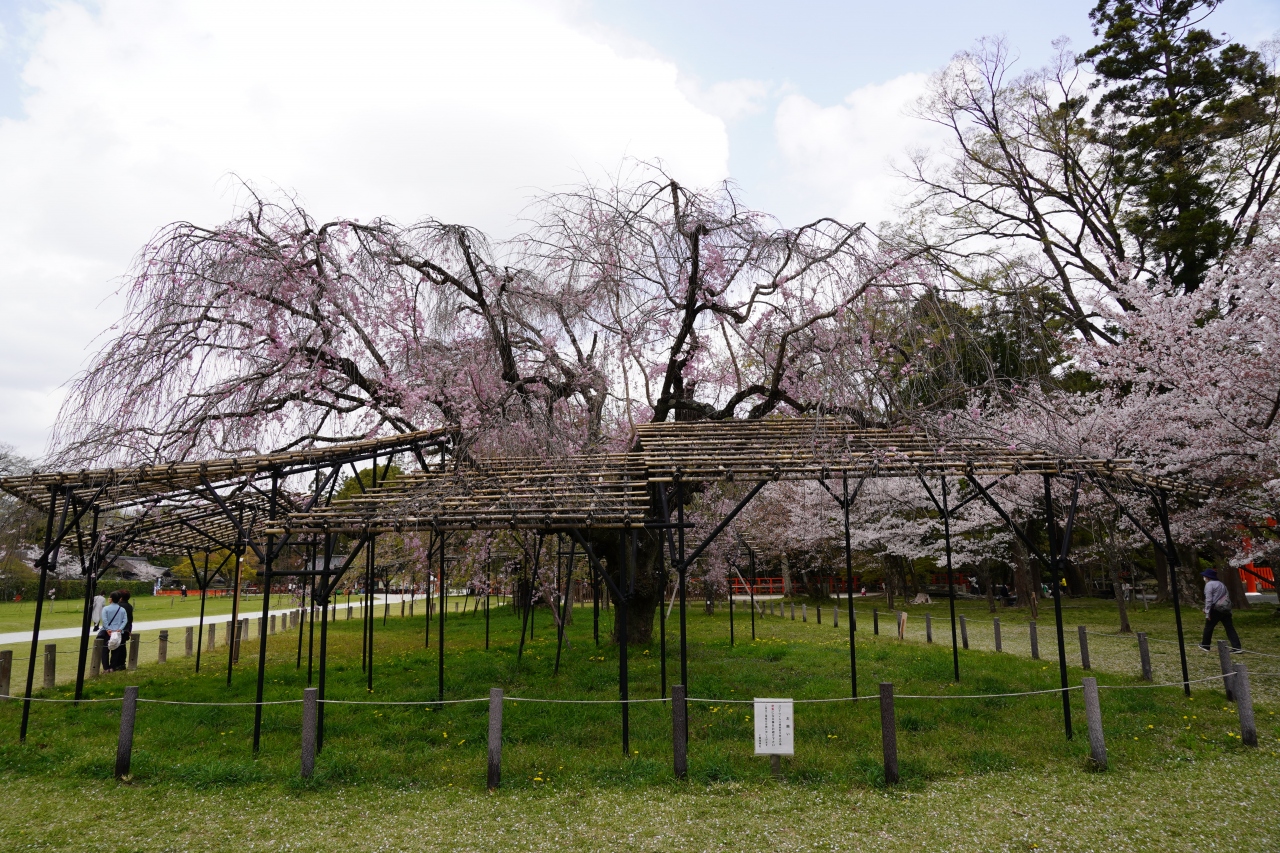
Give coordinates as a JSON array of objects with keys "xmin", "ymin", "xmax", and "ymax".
[{"xmin": 1, "ymin": 419, "xmax": 1212, "ymax": 552}]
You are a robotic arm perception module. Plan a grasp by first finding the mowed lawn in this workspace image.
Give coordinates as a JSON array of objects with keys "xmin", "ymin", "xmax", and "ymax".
[{"xmin": 1, "ymin": 595, "xmax": 1278, "ymax": 852}]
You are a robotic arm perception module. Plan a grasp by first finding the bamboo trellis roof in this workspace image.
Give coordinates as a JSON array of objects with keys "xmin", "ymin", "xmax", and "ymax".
[
  {"xmin": 277, "ymin": 454, "xmax": 652, "ymax": 534},
  {"xmin": 632, "ymin": 419, "xmax": 1209, "ymax": 496},
  {"xmin": 3, "ymin": 418, "xmax": 1215, "ymax": 552},
  {"xmin": 0, "ymin": 428, "xmax": 451, "ymax": 513}
]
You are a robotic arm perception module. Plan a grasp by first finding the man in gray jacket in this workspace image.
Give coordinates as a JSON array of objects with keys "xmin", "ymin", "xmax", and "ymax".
[{"xmin": 1199, "ymin": 569, "xmax": 1242, "ymax": 652}]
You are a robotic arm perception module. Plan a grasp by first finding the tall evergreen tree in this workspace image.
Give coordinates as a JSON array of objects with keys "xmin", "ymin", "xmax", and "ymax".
[{"xmin": 1084, "ymin": 0, "xmax": 1277, "ymax": 292}]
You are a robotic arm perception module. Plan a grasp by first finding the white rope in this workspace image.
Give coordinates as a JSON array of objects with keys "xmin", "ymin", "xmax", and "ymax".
[
  {"xmin": 1097, "ymin": 672, "xmax": 1234, "ymax": 690},
  {"xmin": 0, "ymin": 694, "xmax": 123, "ymax": 703},
  {"xmin": 138, "ymin": 698, "xmax": 302, "ymax": 706},
  {"xmin": 895, "ymin": 686, "xmax": 1081, "ymax": 699}
]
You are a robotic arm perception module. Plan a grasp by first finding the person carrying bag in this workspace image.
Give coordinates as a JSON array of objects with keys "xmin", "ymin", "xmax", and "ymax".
[{"xmin": 98, "ymin": 592, "xmax": 129, "ymax": 673}]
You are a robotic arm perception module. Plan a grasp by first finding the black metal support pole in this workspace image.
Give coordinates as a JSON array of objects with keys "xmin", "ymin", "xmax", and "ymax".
[
  {"xmin": 425, "ymin": 533, "xmax": 435, "ymax": 650},
  {"xmin": 317, "ymin": 533, "xmax": 332, "ymax": 752},
  {"xmin": 485, "ymin": 561, "xmax": 491, "ymax": 651},
  {"xmin": 843, "ymin": 474, "xmax": 858, "ymax": 697},
  {"xmin": 296, "ymin": 544, "xmax": 311, "ymax": 670},
  {"xmin": 940, "ymin": 477, "xmax": 960, "ymax": 683},
  {"xmin": 197, "ymin": 563, "xmax": 209, "ymax": 673},
  {"xmin": 1043, "ymin": 475, "xmax": 1073, "ymax": 740},
  {"xmin": 619, "ymin": 582, "xmax": 629, "ymax": 756},
  {"xmin": 676, "ymin": 475, "xmax": 688, "ymax": 691},
  {"xmin": 658, "ymin": 542, "xmax": 668, "ymax": 698},
  {"xmin": 554, "ymin": 538, "xmax": 575, "ymax": 676},
  {"xmin": 306, "ymin": 566, "xmax": 317, "ymax": 684},
  {"xmin": 749, "ymin": 548, "xmax": 757, "ymax": 641},
  {"xmin": 438, "ymin": 532, "xmax": 446, "ymax": 704},
  {"xmin": 1157, "ymin": 491, "xmax": 1192, "ymax": 696},
  {"xmin": 252, "ymin": 475, "xmax": 279, "ymax": 753},
  {"xmin": 592, "ymin": 553, "xmax": 600, "ymax": 647},
  {"xmin": 367, "ymin": 536, "xmax": 376, "ymax": 693},
  {"xmin": 729, "ymin": 573, "xmax": 735, "ymax": 646},
  {"xmin": 226, "ymin": 515, "xmax": 245, "ymax": 688},
  {"xmin": 73, "ymin": 507, "xmax": 100, "ymax": 704},
  {"xmin": 517, "ymin": 533, "xmax": 543, "ymax": 662},
  {"xmin": 21, "ymin": 489, "xmax": 61, "ymax": 742}
]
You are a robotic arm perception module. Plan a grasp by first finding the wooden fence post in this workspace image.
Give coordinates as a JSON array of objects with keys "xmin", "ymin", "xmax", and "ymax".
[
  {"xmin": 1082, "ymin": 677, "xmax": 1106, "ymax": 769},
  {"xmin": 115, "ymin": 685, "xmax": 138, "ymax": 780},
  {"xmin": 1078, "ymin": 626, "xmax": 1091, "ymax": 670},
  {"xmin": 802, "ymin": 604, "xmax": 807, "ymax": 622},
  {"xmin": 43, "ymin": 644, "xmax": 55, "ymax": 689},
  {"xmin": 1030, "ymin": 621, "xmax": 1039, "ymax": 660},
  {"xmin": 925, "ymin": 613, "xmax": 932, "ymax": 643},
  {"xmin": 488, "ymin": 688, "xmax": 503, "ymax": 790},
  {"xmin": 159, "ymin": 631, "xmax": 169, "ymax": 664},
  {"xmin": 873, "ymin": 609, "xmax": 879, "ymax": 635},
  {"xmin": 301, "ymin": 687, "xmax": 318, "ymax": 778},
  {"xmin": 1137, "ymin": 632, "xmax": 1151, "ymax": 681},
  {"xmin": 1217, "ymin": 641, "xmax": 1235, "ymax": 702},
  {"xmin": 994, "ymin": 618, "xmax": 1002, "ymax": 652},
  {"xmin": 185, "ymin": 627, "xmax": 193, "ymax": 657},
  {"xmin": 1234, "ymin": 664, "xmax": 1257, "ymax": 747},
  {"xmin": 672, "ymin": 684, "xmax": 688, "ymax": 779},
  {"xmin": 832, "ymin": 604, "xmax": 838, "ymax": 628},
  {"xmin": 0, "ymin": 649, "xmax": 12, "ymax": 696},
  {"xmin": 90, "ymin": 638, "xmax": 103, "ymax": 678},
  {"xmin": 879, "ymin": 682, "xmax": 899, "ymax": 784},
  {"xmin": 128, "ymin": 635, "xmax": 139, "ymax": 671},
  {"xmin": 960, "ymin": 615, "xmax": 969, "ymax": 650}
]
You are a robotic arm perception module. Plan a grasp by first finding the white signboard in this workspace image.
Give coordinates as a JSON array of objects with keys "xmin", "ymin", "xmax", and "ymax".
[{"xmin": 753, "ymin": 698, "xmax": 794, "ymax": 755}]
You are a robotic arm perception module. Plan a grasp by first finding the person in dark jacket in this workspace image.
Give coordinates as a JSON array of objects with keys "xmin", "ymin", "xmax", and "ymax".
[
  {"xmin": 119, "ymin": 589, "xmax": 135, "ymax": 640},
  {"xmin": 1199, "ymin": 569, "xmax": 1242, "ymax": 652}
]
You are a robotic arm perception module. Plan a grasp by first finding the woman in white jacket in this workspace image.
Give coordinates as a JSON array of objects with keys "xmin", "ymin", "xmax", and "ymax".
[{"xmin": 1199, "ymin": 569, "xmax": 1242, "ymax": 652}]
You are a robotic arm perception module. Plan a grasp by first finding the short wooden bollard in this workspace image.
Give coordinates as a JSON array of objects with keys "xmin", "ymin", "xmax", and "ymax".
[
  {"xmin": 158, "ymin": 630, "xmax": 168, "ymax": 664},
  {"xmin": 817, "ymin": 605, "xmax": 822, "ymax": 625},
  {"xmin": 487, "ymin": 688, "xmax": 504, "ymax": 790},
  {"xmin": 1078, "ymin": 626, "xmax": 1091, "ymax": 670},
  {"xmin": 1233, "ymin": 663, "xmax": 1257, "ymax": 747},
  {"xmin": 873, "ymin": 609, "xmax": 879, "ymax": 635},
  {"xmin": 90, "ymin": 638, "xmax": 103, "ymax": 678},
  {"xmin": 994, "ymin": 617, "xmax": 1002, "ymax": 652},
  {"xmin": 672, "ymin": 684, "xmax": 688, "ymax": 779},
  {"xmin": 790, "ymin": 602, "xmax": 795, "ymax": 620},
  {"xmin": 925, "ymin": 613, "xmax": 932, "ymax": 643},
  {"xmin": 270, "ymin": 615, "xmax": 277, "ymax": 635},
  {"xmin": 301, "ymin": 687, "xmax": 318, "ymax": 778},
  {"xmin": 1137, "ymin": 632, "xmax": 1152, "ymax": 681},
  {"xmin": 802, "ymin": 604, "xmax": 807, "ymax": 622},
  {"xmin": 1082, "ymin": 677, "xmax": 1106, "ymax": 769},
  {"xmin": 185, "ymin": 626, "xmax": 193, "ymax": 657},
  {"xmin": 832, "ymin": 604, "xmax": 838, "ymax": 628},
  {"xmin": 258, "ymin": 616, "xmax": 264, "ymax": 637},
  {"xmin": 0, "ymin": 648, "xmax": 12, "ymax": 696},
  {"xmin": 115, "ymin": 685, "xmax": 138, "ymax": 780},
  {"xmin": 43, "ymin": 644, "xmax": 56, "ymax": 689},
  {"xmin": 1030, "ymin": 621, "xmax": 1039, "ymax": 660},
  {"xmin": 879, "ymin": 682, "xmax": 899, "ymax": 784},
  {"xmin": 960, "ymin": 615, "xmax": 969, "ymax": 649},
  {"xmin": 1218, "ymin": 641, "xmax": 1235, "ymax": 701},
  {"xmin": 128, "ymin": 635, "xmax": 140, "ymax": 671}
]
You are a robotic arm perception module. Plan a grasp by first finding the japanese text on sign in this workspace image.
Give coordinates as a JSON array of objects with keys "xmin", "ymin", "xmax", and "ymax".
[{"xmin": 753, "ymin": 698, "xmax": 794, "ymax": 755}]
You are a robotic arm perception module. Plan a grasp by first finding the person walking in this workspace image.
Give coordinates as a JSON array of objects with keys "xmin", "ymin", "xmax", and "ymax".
[
  {"xmin": 91, "ymin": 591, "xmax": 105, "ymax": 631},
  {"xmin": 98, "ymin": 592, "xmax": 128, "ymax": 672},
  {"xmin": 1199, "ymin": 569, "xmax": 1242, "ymax": 652}
]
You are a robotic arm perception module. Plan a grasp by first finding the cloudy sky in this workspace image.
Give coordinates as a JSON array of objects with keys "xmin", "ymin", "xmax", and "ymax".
[{"xmin": 1, "ymin": 0, "xmax": 1276, "ymax": 459}]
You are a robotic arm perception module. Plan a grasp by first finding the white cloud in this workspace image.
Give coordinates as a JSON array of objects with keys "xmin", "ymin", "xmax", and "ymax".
[
  {"xmin": 774, "ymin": 73, "xmax": 944, "ymax": 228},
  {"xmin": 0, "ymin": 0, "xmax": 729, "ymax": 457},
  {"xmin": 680, "ymin": 77, "xmax": 771, "ymax": 123}
]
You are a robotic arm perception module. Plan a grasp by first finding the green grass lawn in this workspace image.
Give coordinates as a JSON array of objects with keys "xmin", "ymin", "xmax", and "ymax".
[{"xmin": 1, "ymin": 597, "xmax": 1277, "ymax": 851}]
